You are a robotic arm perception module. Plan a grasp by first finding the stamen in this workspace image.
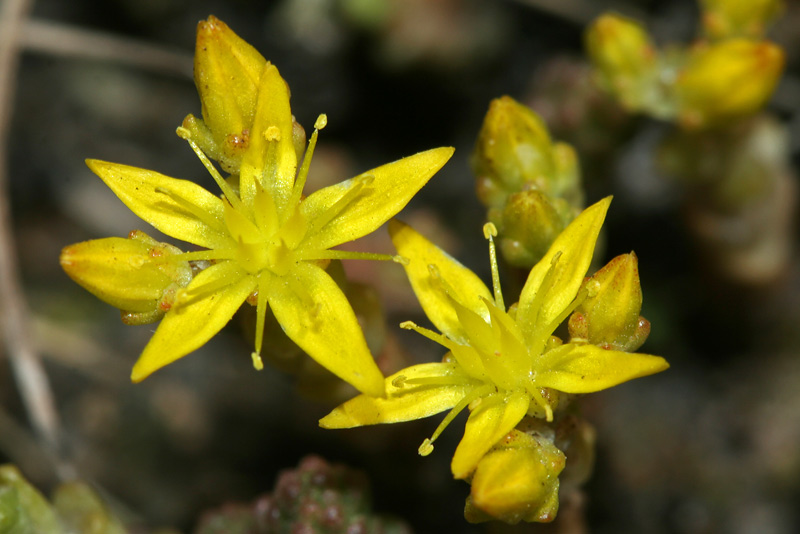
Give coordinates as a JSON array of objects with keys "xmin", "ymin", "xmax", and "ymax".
[
  {"xmin": 286, "ymin": 114, "xmax": 326, "ymax": 216},
  {"xmin": 307, "ymin": 174, "xmax": 374, "ymax": 236},
  {"xmin": 297, "ymin": 249, "xmax": 402, "ymax": 263},
  {"xmin": 528, "ymin": 251, "xmax": 563, "ymax": 354},
  {"xmin": 154, "ymin": 186, "xmax": 225, "ymax": 233},
  {"xmin": 172, "ymin": 249, "xmax": 236, "ymax": 262},
  {"xmin": 251, "ymin": 352, "xmax": 264, "ymax": 371},
  {"xmin": 177, "ymin": 126, "xmax": 246, "ymax": 214},
  {"xmin": 400, "ymin": 321, "xmax": 457, "ymax": 351},
  {"xmin": 254, "ymin": 271, "xmax": 270, "ymax": 356},
  {"xmin": 417, "ymin": 384, "xmax": 495, "ymax": 457},
  {"xmin": 529, "ymin": 388, "xmax": 555, "ymax": 422},
  {"xmin": 172, "ymin": 273, "xmax": 235, "ymax": 310},
  {"xmin": 542, "ymin": 281, "xmax": 594, "ymax": 339},
  {"xmin": 483, "ymin": 222, "xmax": 505, "ymax": 311}
]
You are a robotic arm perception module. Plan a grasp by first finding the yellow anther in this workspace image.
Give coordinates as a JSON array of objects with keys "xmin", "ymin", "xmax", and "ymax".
[
  {"xmin": 251, "ymin": 352, "xmax": 264, "ymax": 371},
  {"xmin": 265, "ymin": 126, "xmax": 281, "ymax": 141},
  {"xmin": 483, "ymin": 222, "xmax": 498, "ymax": 239},
  {"xmin": 392, "ymin": 375, "xmax": 408, "ymax": 388},
  {"xmin": 393, "ymin": 254, "xmax": 410, "ymax": 266},
  {"xmin": 314, "ymin": 114, "xmax": 328, "ymax": 130},
  {"xmin": 418, "ymin": 438, "xmax": 434, "ymax": 456},
  {"xmin": 175, "ymin": 126, "xmax": 191, "ymax": 140},
  {"xmin": 399, "ymin": 320, "xmax": 417, "ymax": 330}
]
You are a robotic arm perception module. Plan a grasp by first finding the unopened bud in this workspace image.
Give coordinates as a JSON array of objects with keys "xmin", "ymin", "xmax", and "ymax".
[
  {"xmin": 465, "ymin": 430, "xmax": 565, "ymax": 524},
  {"xmin": 585, "ymin": 14, "xmax": 657, "ymax": 111},
  {"xmin": 700, "ymin": 0, "xmax": 783, "ymax": 40},
  {"xmin": 676, "ymin": 39, "xmax": 784, "ymax": 129},
  {"xmin": 60, "ymin": 231, "xmax": 193, "ymax": 325},
  {"xmin": 183, "ymin": 16, "xmax": 268, "ymax": 173},
  {"xmin": 568, "ymin": 252, "xmax": 650, "ymax": 351},
  {"xmin": 497, "ymin": 191, "xmax": 569, "ymax": 267},
  {"xmin": 0, "ymin": 465, "xmax": 59, "ymax": 532},
  {"xmin": 471, "ymin": 96, "xmax": 557, "ymax": 208}
]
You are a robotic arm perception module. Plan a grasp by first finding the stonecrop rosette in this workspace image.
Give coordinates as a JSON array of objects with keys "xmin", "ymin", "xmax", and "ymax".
[
  {"xmin": 60, "ymin": 16, "xmax": 453, "ymax": 397},
  {"xmin": 321, "ymin": 198, "xmax": 668, "ymax": 478}
]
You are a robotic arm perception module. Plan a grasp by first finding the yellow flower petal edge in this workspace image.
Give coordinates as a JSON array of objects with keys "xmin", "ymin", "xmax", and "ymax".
[
  {"xmin": 451, "ymin": 390, "xmax": 531, "ymax": 479},
  {"xmin": 534, "ymin": 343, "xmax": 668, "ymax": 394},
  {"xmin": 319, "ymin": 362, "xmax": 475, "ymax": 428},
  {"xmin": 322, "ymin": 197, "xmax": 669, "ymax": 480},
  {"xmin": 516, "ymin": 196, "xmax": 610, "ymax": 352},
  {"xmin": 132, "ymin": 261, "xmax": 256, "ymax": 382},
  {"xmin": 267, "ymin": 261, "xmax": 385, "ymax": 398},
  {"xmin": 86, "ymin": 160, "xmax": 228, "ymax": 250},
  {"xmin": 389, "ymin": 218, "xmax": 493, "ymax": 343},
  {"xmin": 303, "ymin": 147, "xmax": 455, "ymax": 251}
]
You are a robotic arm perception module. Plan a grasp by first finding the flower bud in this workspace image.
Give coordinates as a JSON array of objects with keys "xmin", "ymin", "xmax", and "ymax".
[
  {"xmin": 60, "ymin": 231, "xmax": 193, "ymax": 325},
  {"xmin": 700, "ymin": 0, "xmax": 783, "ymax": 40},
  {"xmin": 676, "ymin": 39, "xmax": 784, "ymax": 129},
  {"xmin": 568, "ymin": 253, "xmax": 650, "ymax": 351},
  {"xmin": 496, "ymin": 191, "xmax": 568, "ymax": 267},
  {"xmin": 465, "ymin": 430, "xmax": 565, "ymax": 524},
  {"xmin": 471, "ymin": 96, "xmax": 556, "ymax": 208},
  {"xmin": 182, "ymin": 16, "xmax": 268, "ymax": 173},
  {"xmin": 585, "ymin": 14, "xmax": 657, "ymax": 111}
]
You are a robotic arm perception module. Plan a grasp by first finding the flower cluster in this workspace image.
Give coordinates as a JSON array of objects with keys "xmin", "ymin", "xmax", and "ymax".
[
  {"xmin": 321, "ymin": 197, "xmax": 669, "ymax": 521},
  {"xmin": 60, "ymin": 17, "xmax": 453, "ymax": 395},
  {"xmin": 61, "ymin": 14, "xmax": 670, "ymax": 526}
]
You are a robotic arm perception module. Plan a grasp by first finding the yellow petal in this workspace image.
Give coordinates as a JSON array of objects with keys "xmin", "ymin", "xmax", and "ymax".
[
  {"xmin": 451, "ymin": 390, "xmax": 531, "ymax": 479},
  {"xmin": 267, "ymin": 261, "xmax": 385, "ymax": 397},
  {"xmin": 131, "ymin": 261, "xmax": 255, "ymax": 382},
  {"xmin": 193, "ymin": 16, "xmax": 266, "ymax": 169},
  {"xmin": 534, "ymin": 343, "xmax": 669, "ymax": 394},
  {"xmin": 319, "ymin": 362, "xmax": 473, "ymax": 428},
  {"xmin": 239, "ymin": 63, "xmax": 297, "ymax": 212},
  {"xmin": 86, "ymin": 159, "xmax": 229, "ymax": 250},
  {"xmin": 516, "ymin": 197, "xmax": 611, "ymax": 347},
  {"xmin": 301, "ymin": 147, "xmax": 454, "ymax": 251},
  {"xmin": 389, "ymin": 219, "xmax": 492, "ymax": 343}
]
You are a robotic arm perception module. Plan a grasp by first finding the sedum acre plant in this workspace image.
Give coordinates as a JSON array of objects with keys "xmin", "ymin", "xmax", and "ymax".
[
  {"xmin": 60, "ymin": 17, "xmax": 453, "ymax": 395},
  {"xmin": 321, "ymin": 198, "xmax": 668, "ymax": 505}
]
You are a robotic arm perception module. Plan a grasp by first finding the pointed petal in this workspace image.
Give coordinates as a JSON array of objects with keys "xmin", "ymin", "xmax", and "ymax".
[
  {"xmin": 268, "ymin": 261, "xmax": 385, "ymax": 397},
  {"xmin": 87, "ymin": 159, "xmax": 229, "ymax": 249},
  {"xmin": 451, "ymin": 390, "xmax": 531, "ymax": 479},
  {"xmin": 239, "ymin": 63, "xmax": 296, "ymax": 211},
  {"xmin": 131, "ymin": 261, "xmax": 255, "ymax": 382},
  {"xmin": 319, "ymin": 362, "xmax": 474, "ymax": 428},
  {"xmin": 535, "ymin": 343, "xmax": 669, "ymax": 394},
  {"xmin": 389, "ymin": 220, "xmax": 493, "ymax": 342},
  {"xmin": 301, "ymin": 147, "xmax": 454, "ymax": 251},
  {"xmin": 516, "ymin": 197, "xmax": 611, "ymax": 345}
]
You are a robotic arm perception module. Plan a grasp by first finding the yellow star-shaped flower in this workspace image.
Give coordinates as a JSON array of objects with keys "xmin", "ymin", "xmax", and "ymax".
[
  {"xmin": 320, "ymin": 198, "xmax": 668, "ymax": 478},
  {"xmin": 63, "ymin": 17, "xmax": 453, "ymax": 397}
]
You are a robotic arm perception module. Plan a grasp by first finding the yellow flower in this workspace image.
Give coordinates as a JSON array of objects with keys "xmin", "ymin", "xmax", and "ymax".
[
  {"xmin": 68, "ymin": 20, "xmax": 453, "ymax": 396},
  {"xmin": 320, "ymin": 198, "xmax": 668, "ymax": 478},
  {"xmin": 676, "ymin": 39, "xmax": 784, "ymax": 129}
]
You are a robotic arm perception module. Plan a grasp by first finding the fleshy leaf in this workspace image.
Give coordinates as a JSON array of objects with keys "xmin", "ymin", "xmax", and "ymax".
[
  {"xmin": 451, "ymin": 390, "xmax": 531, "ymax": 479},
  {"xmin": 131, "ymin": 261, "xmax": 254, "ymax": 382},
  {"xmin": 301, "ymin": 147, "xmax": 454, "ymax": 251},
  {"xmin": 516, "ymin": 197, "xmax": 611, "ymax": 346},
  {"xmin": 319, "ymin": 363, "xmax": 474, "ymax": 428},
  {"xmin": 239, "ymin": 63, "xmax": 297, "ymax": 212},
  {"xmin": 86, "ymin": 160, "xmax": 229, "ymax": 250},
  {"xmin": 389, "ymin": 219, "xmax": 493, "ymax": 343},
  {"xmin": 534, "ymin": 343, "xmax": 669, "ymax": 393},
  {"xmin": 268, "ymin": 261, "xmax": 385, "ymax": 397}
]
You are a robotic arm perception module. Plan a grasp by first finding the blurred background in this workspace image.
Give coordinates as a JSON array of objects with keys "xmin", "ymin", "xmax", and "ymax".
[{"xmin": 1, "ymin": 0, "xmax": 800, "ymax": 532}]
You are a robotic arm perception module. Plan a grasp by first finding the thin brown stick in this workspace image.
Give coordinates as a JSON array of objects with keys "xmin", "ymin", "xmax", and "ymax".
[
  {"xmin": 0, "ymin": 0, "xmax": 71, "ymax": 480},
  {"xmin": 20, "ymin": 18, "xmax": 193, "ymax": 79}
]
